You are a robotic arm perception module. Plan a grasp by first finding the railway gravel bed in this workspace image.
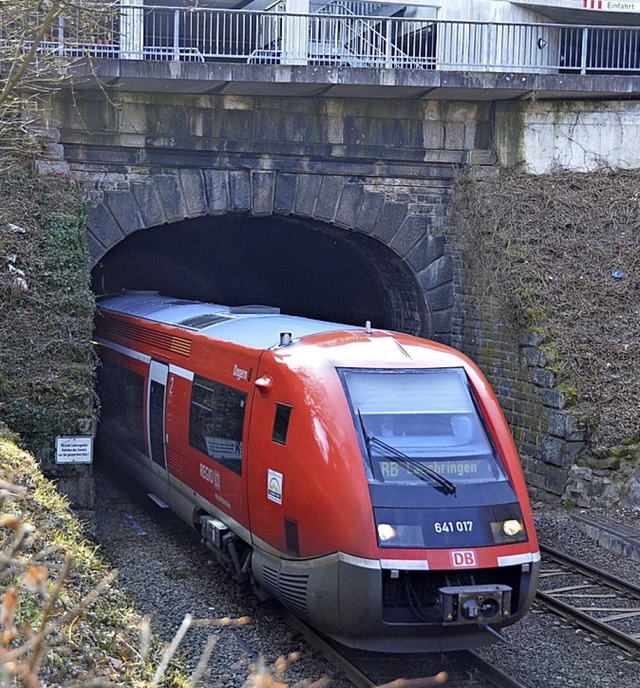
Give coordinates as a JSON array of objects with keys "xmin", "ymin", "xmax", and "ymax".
[
  {"xmin": 92, "ymin": 466, "xmax": 353, "ymax": 688},
  {"xmin": 91, "ymin": 465, "xmax": 640, "ymax": 687},
  {"xmin": 475, "ymin": 505, "xmax": 640, "ymax": 688}
]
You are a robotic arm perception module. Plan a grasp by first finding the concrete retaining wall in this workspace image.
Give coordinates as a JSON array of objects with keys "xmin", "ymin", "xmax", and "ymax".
[{"xmin": 496, "ymin": 100, "xmax": 640, "ymax": 174}]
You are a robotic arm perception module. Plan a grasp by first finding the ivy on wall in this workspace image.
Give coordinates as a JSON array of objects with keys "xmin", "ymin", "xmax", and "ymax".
[{"xmin": 0, "ymin": 170, "xmax": 96, "ymax": 459}]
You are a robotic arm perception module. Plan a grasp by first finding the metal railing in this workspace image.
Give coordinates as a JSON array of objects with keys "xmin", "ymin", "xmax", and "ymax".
[{"xmin": 11, "ymin": 3, "xmax": 640, "ymax": 74}]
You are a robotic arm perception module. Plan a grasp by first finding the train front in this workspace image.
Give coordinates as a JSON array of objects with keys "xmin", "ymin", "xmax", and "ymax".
[
  {"xmin": 250, "ymin": 330, "xmax": 540, "ymax": 653},
  {"xmin": 276, "ymin": 338, "xmax": 540, "ymax": 652},
  {"xmin": 329, "ymin": 359, "xmax": 540, "ymax": 652}
]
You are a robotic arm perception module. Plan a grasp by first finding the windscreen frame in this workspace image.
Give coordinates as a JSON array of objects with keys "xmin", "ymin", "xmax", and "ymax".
[{"xmin": 337, "ymin": 366, "xmax": 509, "ymax": 488}]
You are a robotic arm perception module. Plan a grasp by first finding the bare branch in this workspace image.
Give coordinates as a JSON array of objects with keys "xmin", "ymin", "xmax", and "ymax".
[{"xmin": 0, "ymin": 0, "xmax": 117, "ymax": 162}]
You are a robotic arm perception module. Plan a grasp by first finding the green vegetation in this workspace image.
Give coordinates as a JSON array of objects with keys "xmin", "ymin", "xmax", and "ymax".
[{"xmin": 0, "ymin": 171, "xmax": 96, "ymax": 459}]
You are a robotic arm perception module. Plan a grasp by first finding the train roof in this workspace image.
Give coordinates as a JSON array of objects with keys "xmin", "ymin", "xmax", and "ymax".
[{"xmin": 96, "ymin": 292, "xmax": 360, "ymax": 349}]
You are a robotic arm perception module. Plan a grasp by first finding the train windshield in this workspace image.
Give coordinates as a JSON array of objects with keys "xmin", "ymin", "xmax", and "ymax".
[{"xmin": 339, "ymin": 367, "xmax": 508, "ymax": 487}]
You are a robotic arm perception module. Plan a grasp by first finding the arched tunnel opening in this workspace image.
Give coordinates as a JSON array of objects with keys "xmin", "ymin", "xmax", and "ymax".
[{"xmin": 91, "ymin": 214, "xmax": 432, "ymax": 337}]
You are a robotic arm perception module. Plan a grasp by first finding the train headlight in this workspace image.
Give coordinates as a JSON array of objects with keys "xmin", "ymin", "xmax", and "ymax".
[
  {"xmin": 503, "ymin": 519, "xmax": 524, "ymax": 536},
  {"xmin": 491, "ymin": 518, "xmax": 527, "ymax": 544},
  {"xmin": 378, "ymin": 524, "xmax": 397, "ymax": 542},
  {"xmin": 376, "ymin": 523, "xmax": 424, "ymax": 547}
]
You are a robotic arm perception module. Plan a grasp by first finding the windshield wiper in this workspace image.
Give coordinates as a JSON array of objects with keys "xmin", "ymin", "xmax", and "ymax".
[
  {"xmin": 368, "ymin": 435, "xmax": 457, "ymax": 496},
  {"xmin": 357, "ymin": 410, "xmax": 374, "ymax": 467}
]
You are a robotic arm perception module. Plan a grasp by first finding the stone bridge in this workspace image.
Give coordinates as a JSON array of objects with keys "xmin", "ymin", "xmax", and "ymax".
[{"xmin": 45, "ymin": 58, "xmax": 640, "ymax": 505}]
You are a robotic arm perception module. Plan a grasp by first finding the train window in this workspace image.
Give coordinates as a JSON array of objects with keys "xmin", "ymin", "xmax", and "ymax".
[
  {"xmin": 188, "ymin": 375, "xmax": 246, "ymax": 475},
  {"xmin": 98, "ymin": 361, "xmax": 145, "ymax": 454},
  {"xmin": 272, "ymin": 404, "xmax": 292, "ymax": 445},
  {"xmin": 338, "ymin": 367, "xmax": 507, "ymax": 486}
]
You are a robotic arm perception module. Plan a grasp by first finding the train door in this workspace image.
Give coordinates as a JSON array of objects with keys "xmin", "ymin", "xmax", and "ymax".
[
  {"xmin": 245, "ymin": 362, "xmax": 293, "ymax": 555},
  {"xmin": 147, "ymin": 360, "xmax": 170, "ymax": 498}
]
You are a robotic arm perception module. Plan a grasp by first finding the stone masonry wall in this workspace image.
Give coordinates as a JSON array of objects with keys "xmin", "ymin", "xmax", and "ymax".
[
  {"xmin": 376, "ymin": 163, "xmax": 575, "ymax": 500},
  {"xmin": 367, "ymin": 175, "xmax": 592, "ymax": 503},
  {"xmin": 43, "ymin": 87, "xmax": 604, "ymax": 504},
  {"xmin": 453, "ymin": 229, "xmax": 587, "ymax": 503}
]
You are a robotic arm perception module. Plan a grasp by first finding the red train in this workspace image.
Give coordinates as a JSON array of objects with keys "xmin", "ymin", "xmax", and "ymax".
[{"xmin": 94, "ymin": 291, "xmax": 540, "ymax": 652}]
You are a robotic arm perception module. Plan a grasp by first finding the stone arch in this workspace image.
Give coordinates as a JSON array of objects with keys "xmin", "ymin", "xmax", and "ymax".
[{"xmin": 88, "ymin": 169, "xmax": 454, "ymax": 341}]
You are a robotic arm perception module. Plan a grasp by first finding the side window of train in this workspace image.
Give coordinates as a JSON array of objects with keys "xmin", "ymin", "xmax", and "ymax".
[
  {"xmin": 272, "ymin": 404, "xmax": 292, "ymax": 445},
  {"xmin": 189, "ymin": 375, "xmax": 247, "ymax": 475},
  {"xmin": 98, "ymin": 360, "xmax": 145, "ymax": 454}
]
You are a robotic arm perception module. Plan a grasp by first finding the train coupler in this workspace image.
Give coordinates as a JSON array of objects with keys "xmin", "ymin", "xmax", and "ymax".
[{"xmin": 438, "ymin": 584, "xmax": 512, "ymax": 624}]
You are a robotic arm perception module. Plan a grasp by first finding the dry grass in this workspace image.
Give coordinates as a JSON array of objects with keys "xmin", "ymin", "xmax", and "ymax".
[
  {"xmin": 0, "ymin": 430, "xmax": 162, "ymax": 686},
  {"xmin": 0, "ymin": 430, "xmax": 255, "ymax": 686}
]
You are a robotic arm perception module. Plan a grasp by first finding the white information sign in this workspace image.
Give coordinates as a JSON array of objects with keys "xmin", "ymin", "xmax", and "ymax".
[
  {"xmin": 55, "ymin": 436, "xmax": 93, "ymax": 464},
  {"xmin": 267, "ymin": 468, "xmax": 283, "ymax": 505},
  {"xmin": 604, "ymin": 1, "xmax": 640, "ymax": 11},
  {"xmin": 582, "ymin": 0, "xmax": 640, "ymax": 11}
]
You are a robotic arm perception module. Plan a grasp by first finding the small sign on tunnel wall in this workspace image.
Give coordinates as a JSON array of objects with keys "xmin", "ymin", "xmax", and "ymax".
[{"xmin": 55, "ymin": 436, "xmax": 93, "ymax": 464}]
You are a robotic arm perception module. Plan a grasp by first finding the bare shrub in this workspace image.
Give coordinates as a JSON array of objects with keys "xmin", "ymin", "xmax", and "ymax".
[
  {"xmin": 0, "ymin": 1, "xmax": 117, "ymax": 170},
  {"xmin": 454, "ymin": 168, "xmax": 640, "ymax": 451}
]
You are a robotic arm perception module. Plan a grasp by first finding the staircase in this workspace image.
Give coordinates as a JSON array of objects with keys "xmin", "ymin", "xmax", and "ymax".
[{"xmin": 251, "ymin": 0, "xmax": 430, "ymax": 69}]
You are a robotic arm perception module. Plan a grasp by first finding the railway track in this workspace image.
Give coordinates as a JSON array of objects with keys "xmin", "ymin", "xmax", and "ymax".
[
  {"xmin": 93, "ymin": 466, "xmax": 532, "ymax": 687},
  {"xmin": 282, "ymin": 544, "xmax": 640, "ymax": 687},
  {"xmin": 537, "ymin": 544, "xmax": 640, "ymax": 656},
  {"xmin": 92, "ymin": 462, "xmax": 640, "ymax": 688},
  {"xmin": 285, "ymin": 612, "xmax": 530, "ymax": 688}
]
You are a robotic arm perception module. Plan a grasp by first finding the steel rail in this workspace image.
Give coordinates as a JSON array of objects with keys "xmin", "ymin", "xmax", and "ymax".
[
  {"xmin": 540, "ymin": 544, "xmax": 640, "ymax": 599},
  {"xmin": 466, "ymin": 650, "xmax": 531, "ymax": 688},
  {"xmin": 283, "ymin": 611, "xmax": 376, "ymax": 688},
  {"xmin": 536, "ymin": 590, "xmax": 640, "ymax": 655},
  {"xmin": 284, "ymin": 612, "xmax": 470, "ymax": 687},
  {"xmin": 284, "ymin": 611, "xmax": 533, "ymax": 688},
  {"xmin": 538, "ymin": 544, "xmax": 640, "ymax": 655}
]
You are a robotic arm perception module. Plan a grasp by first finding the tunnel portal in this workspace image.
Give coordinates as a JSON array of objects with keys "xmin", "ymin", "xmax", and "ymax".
[{"xmin": 91, "ymin": 214, "xmax": 433, "ymax": 337}]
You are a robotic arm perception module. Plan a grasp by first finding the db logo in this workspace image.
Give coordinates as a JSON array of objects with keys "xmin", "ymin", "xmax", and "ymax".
[{"xmin": 451, "ymin": 550, "xmax": 477, "ymax": 568}]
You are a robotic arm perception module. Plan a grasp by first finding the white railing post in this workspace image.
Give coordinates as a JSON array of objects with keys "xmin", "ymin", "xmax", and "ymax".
[
  {"xmin": 282, "ymin": 0, "xmax": 309, "ymax": 65},
  {"xmin": 120, "ymin": 0, "xmax": 144, "ymax": 59},
  {"xmin": 57, "ymin": 14, "xmax": 65, "ymax": 56},
  {"xmin": 485, "ymin": 22, "xmax": 493, "ymax": 70},
  {"xmin": 581, "ymin": 26, "xmax": 589, "ymax": 74},
  {"xmin": 385, "ymin": 17, "xmax": 392, "ymax": 68},
  {"xmin": 173, "ymin": 9, "xmax": 180, "ymax": 60}
]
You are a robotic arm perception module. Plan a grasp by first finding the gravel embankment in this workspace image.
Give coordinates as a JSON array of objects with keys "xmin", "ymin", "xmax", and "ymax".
[{"xmin": 92, "ymin": 467, "xmax": 640, "ymax": 687}]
